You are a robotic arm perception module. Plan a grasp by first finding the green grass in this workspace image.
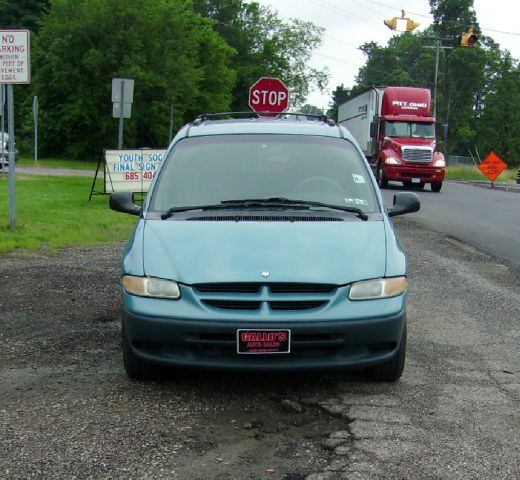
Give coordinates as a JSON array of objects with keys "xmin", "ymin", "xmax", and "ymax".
[
  {"xmin": 18, "ymin": 157, "xmax": 98, "ymax": 170},
  {"xmin": 0, "ymin": 175, "xmax": 137, "ymax": 254},
  {"xmin": 446, "ymin": 165, "xmax": 518, "ymax": 182}
]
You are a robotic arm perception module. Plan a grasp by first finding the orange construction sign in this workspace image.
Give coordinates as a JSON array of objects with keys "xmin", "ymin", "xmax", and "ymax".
[{"xmin": 478, "ymin": 151, "xmax": 508, "ymax": 182}]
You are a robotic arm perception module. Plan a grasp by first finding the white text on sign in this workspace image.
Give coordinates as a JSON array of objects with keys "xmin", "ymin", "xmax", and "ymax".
[
  {"xmin": 250, "ymin": 90, "xmax": 288, "ymax": 107},
  {"xmin": 0, "ymin": 30, "xmax": 30, "ymax": 84}
]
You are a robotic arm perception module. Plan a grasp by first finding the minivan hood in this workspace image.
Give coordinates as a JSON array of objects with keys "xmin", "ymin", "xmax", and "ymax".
[{"xmin": 142, "ymin": 219, "xmax": 387, "ymax": 285}]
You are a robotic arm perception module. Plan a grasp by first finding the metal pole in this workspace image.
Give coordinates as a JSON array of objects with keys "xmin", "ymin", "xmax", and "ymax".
[
  {"xmin": 118, "ymin": 81, "xmax": 124, "ymax": 149},
  {"xmin": 169, "ymin": 103, "xmax": 174, "ymax": 143},
  {"xmin": 1, "ymin": 85, "xmax": 4, "ymax": 174},
  {"xmin": 33, "ymin": 95, "xmax": 38, "ymax": 163},
  {"xmin": 8, "ymin": 84, "xmax": 16, "ymax": 229},
  {"xmin": 433, "ymin": 40, "xmax": 440, "ymax": 119}
]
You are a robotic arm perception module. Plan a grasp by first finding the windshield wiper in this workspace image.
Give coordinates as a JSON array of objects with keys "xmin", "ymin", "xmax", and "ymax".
[
  {"xmin": 161, "ymin": 197, "xmax": 368, "ymax": 220},
  {"xmin": 160, "ymin": 201, "xmax": 297, "ymax": 219},
  {"xmin": 222, "ymin": 197, "xmax": 369, "ymax": 220}
]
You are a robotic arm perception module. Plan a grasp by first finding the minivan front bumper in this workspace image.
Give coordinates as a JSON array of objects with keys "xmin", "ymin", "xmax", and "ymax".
[{"xmin": 122, "ymin": 307, "xmax": 406, "ymax": 371}]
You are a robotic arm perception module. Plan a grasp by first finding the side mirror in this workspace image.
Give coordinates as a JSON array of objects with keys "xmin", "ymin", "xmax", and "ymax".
[
  {"xmin": 110, "ymin": 192, "xmax": 142, "ymax": 216},
  {"xmin": 388, "ymin": 192, "xmax": 420, "ymax": 217}
]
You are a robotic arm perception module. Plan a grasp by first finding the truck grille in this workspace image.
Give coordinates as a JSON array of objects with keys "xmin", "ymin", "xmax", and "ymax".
[
  {"xmin": 193, "ymin": 283, "xmax": 337, "ymax": 312},
  {"xmin": 402, "ymin": 147, "xmax": 433, "ymax": 163}
]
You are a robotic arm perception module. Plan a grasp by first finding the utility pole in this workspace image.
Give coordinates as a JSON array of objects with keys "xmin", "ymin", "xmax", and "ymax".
[
  {"xmin": 423, "ymin": 40, "xmax": 453, "ymax": 153},
  {"xmin": 423, "ymin": 40, "xmax": 453, "ymax": 120}
]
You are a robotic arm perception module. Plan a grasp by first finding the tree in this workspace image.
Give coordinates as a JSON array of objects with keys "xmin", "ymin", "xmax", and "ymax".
[
  {"xmin": 193, "ymin": 0, "xmax": 329, "ymax": 109},
  {"xmin": 299, "ymin": 104, "xmax": 323, "ymax": 116},
  {"xmin": 32, "ymin": 0, "xmax": 235, "ymax": 158},
  {"xmin": 0, "ymin": 0, "xmax": 51, "ymax": 154},
  {"xmin": 326, "ymin": 84, "xmax": 350, "ymax": 121},
  {"xmin": 429, "ymin": 0, "xmax": 479, "ymax": 40},
  {"xmin": 0, "ymin": 0, "xmax": 50, "ymax": 32},
  {"xmin": 476, "ymin": 53, "xmax": 520, "ymax": 166}
]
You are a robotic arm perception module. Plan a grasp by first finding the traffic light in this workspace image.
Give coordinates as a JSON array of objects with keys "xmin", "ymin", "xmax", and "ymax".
[
  {"xmin": 461, "ymin": 27, "xmax": 479, "ymax": 47},
  {"xmin": 384, "ymin": 10, "xmax": 420, "ymax": 32}
]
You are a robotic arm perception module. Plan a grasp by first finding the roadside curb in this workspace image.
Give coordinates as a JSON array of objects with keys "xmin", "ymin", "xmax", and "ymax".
[{"xmin": 453, "ymin": 180, "xmax": 520, "ymax": 193}]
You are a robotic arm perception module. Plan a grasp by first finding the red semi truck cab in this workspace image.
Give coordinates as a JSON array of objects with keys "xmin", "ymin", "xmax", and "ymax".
[
  {"xmin": 378, "ymin": 87, "xmax": 445, "ymax": 192},
  {"xmin": 339, "ymin": 86, "xmax": 446, "ymax": 192}
]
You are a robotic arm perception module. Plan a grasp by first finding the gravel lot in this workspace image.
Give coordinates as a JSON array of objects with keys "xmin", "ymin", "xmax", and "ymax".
[{"xmin": 1, "ymin": 219, "xmax": 520, "ymax": 479}]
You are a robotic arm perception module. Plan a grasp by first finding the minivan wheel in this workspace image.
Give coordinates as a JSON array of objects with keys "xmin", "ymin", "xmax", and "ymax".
[
  {"xmin": 377, "ymin": 164, "xmax": 388, "ymax": 189},
  {"xmin": 122, "ymin": 325, "xmax": 156, "ymax": 380},
  {"xmin": 366, "ymin": 324, "xmax": 406, "ymax": 382},
  {"xmin": 431, "ymin": 182, "xmax": 442, "ymax": 192}
]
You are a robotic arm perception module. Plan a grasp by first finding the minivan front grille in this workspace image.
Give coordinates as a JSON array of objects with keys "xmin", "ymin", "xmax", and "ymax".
[
  {"xmin": 195, "ymin": 283, "xmax": 261, "ymax": 294},
  {"xmin": 194, "ymin": 283, "xmax": 336, "ymax": 294},
  {"xmin": 402, "ymin": 147, "xmax": 433, "ymax": 163},
  {"xmin": 193, "ymin": 282, "xmax": 337, "ymax": 312},
  {"xmin": 202, "ymin": 300, "xmax": 261, "ymax": 310}
]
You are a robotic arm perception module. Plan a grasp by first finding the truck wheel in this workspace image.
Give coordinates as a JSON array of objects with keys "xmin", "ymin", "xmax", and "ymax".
[
  {"xmin": 431, "ymin": 182, "xmax": 442, "ymax": 193},
  {"xmin": 366, "ymin": 324, "xmax": 406, "ymax": 382},
  {"xmin": 377, "ymin": 165, "xmax": 388, "ymax": 189},
  {"xmin": 122, "ymin": 325, "xmax": 157, "ymax": 381}
]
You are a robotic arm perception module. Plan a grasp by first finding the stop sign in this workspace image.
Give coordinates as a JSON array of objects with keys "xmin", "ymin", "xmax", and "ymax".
[{"xmin": 249, "ymin": 77, "xmax": 290, "ymax": 118}]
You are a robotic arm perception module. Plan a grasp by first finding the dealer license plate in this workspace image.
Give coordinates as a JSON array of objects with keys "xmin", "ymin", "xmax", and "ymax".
[{"xmin": 237, "ymin": 329, "xmax": 291, "ymax": 354}]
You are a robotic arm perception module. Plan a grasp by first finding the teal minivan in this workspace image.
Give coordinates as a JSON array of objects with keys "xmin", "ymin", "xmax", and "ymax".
[{"xmin": 111, "ymin": 113, "xmax": 420, "ymax": 381}]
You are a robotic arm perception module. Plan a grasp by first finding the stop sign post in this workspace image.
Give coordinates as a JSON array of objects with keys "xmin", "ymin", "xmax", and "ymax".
[{"xmin": 249, "ymin": 77, "xmax": 289, "ymax": 118}]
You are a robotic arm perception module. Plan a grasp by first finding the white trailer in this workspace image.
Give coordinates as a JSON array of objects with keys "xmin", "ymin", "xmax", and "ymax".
[{"xmin": 338, "ymin": 87, "xmax": 384, "ymax": 159}]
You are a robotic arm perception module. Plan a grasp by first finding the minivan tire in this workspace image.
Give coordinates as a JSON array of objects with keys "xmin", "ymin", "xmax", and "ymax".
[{"xmin": 366, "ymin": 324, "xmax": 406, "ymax": 382}]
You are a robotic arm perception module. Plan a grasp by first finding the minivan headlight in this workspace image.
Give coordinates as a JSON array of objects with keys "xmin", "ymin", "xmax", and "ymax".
[
  {"xmin": 349, "ymin": 277, "xmax": 407, "ymax": 300},
  {"xmin": 122, "ymin": 275, "xmax": 181, "ymax": 299}
]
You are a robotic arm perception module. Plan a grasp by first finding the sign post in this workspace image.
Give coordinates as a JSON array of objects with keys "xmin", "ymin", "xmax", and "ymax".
[
  {"xmin": 248, "ymin": 77, "xmax": 290, "ymax": 118},
  {"xmin": 0, "ymin": 85, "xmax": 4, "ymax": 174},
  {"xmin": 478, "ymin": 151, "xmax": 508, "ymax": 187},
  {"xmin": 33, "ymin": 95, "xmax": 38, "ymax": 163},
  {"xmin": 112, "ymin": 78, "xmax": 134, "ymax": 149},
  {"xmin": 0, "ymin": 29, "xmax": 31, "ymax": 229}
]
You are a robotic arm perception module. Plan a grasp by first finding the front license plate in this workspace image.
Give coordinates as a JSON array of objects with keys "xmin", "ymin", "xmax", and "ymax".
[
  {"xmin": 237, "ymin": 329, "xmax": 291, "ymax": 354},
  {"xmin": 411, "ymin": 178, "xmax": 421, "ymax": 183}
]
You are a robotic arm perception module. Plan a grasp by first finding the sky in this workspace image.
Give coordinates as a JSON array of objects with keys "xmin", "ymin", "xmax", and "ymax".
[{"xmin": 255, "ymin": 0, "xmax": 520, "ymax": 110}]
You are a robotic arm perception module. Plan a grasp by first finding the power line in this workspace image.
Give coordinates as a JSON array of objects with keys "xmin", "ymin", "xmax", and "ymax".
[
  {"xmin": 305, "ymin": 0, "xmax": 382, "ymax": 27},
  {"xmin": 481, "ymin": 28, "xmax": 520, "ymax": 36},
  {"xmin": 363, "ymin": 0, "xmax": 431, "ymax": 19},
  {"xmin": 363, "ymin": 0, "xmax": 520, "ymax": 36}
]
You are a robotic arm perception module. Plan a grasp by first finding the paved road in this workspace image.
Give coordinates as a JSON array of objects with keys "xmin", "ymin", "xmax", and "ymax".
[{"xmin": 382, "ymin": 181, "xmax": 520, "ymax": 268}]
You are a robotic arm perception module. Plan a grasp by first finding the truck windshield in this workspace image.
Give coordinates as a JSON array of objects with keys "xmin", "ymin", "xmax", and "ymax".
[
  {"xmin": 149, "ymin": 135, "xmax": 379, "ymax": 214},
  {"xmin": 386, "ymin": 121, "xmax": 435, "ymax": 139}
]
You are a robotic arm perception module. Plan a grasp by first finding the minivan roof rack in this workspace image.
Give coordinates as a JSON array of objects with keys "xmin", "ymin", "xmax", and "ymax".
[{"xmin": 191, "ymin": 112, "xmax": 336, "ymax": 127}]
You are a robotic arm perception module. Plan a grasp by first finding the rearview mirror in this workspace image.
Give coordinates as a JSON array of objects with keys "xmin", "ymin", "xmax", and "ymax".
[
  {"xmin": 387, "ymin": 192, "xmax": 420, "ymax": 217},
  {"xmin": 110, "ymin": 192, "xmax": 142, "ymax": 216}
]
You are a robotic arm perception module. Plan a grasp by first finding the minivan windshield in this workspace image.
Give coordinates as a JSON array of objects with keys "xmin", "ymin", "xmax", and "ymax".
[
  {"xmin": 386, "ymin": 121, "xmax": 435, "ymax": 139},
  {"xmin": 149, "ymin": 135, "xmax": 379, "ymax": 214}
]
